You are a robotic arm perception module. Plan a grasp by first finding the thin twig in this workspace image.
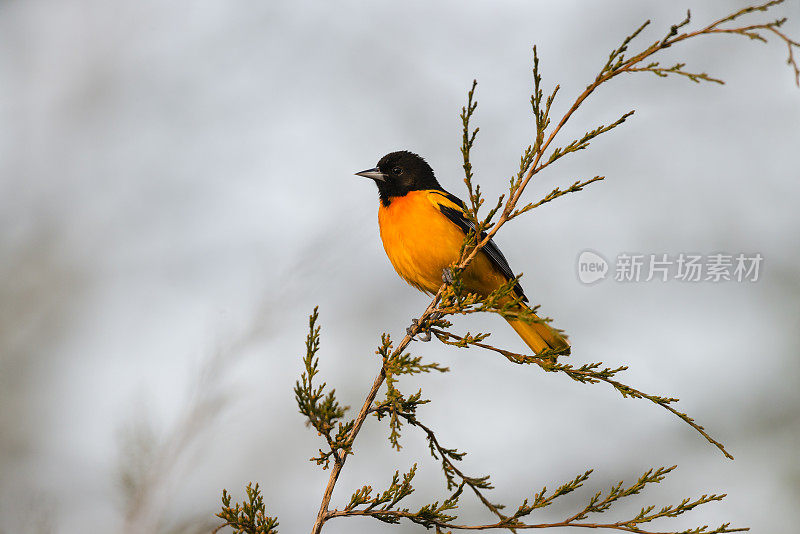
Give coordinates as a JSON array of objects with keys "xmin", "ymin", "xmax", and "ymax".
[
  {"xmin": 326, "ymin": 508, "xmax": 747, "ymax": 533},
  {"xmin": 304, "ymin": 3, "xmax": 798, "ymax": 531},
  {"xmin": 404, "ymin": 415, "xmax": 509, "ymax": 525},
  {"xmin": 459, "ymin": 0, "xmax": 799, "ymax": 273},
  {"xmin": 310, "ymin": 290, "xmax": 447, "ymax": 534},
  {"xmin": 431, "ymin": 328, "xmax": 733, "ymax": 460}
]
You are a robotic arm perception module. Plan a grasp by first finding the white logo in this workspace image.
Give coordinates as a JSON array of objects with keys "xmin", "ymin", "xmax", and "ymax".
[
  {"xmin": 576, "ymin": 251, "xmax": 762, "ymax": 284},
  {"xmin": 577, "ymin": 250, "xmax": 609, "ymax": 284}
]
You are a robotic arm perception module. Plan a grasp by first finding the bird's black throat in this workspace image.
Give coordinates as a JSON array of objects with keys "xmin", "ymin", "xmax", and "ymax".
[{"xmin": 371, "ymin": 150, "xmax": 442, "ymax": 206}]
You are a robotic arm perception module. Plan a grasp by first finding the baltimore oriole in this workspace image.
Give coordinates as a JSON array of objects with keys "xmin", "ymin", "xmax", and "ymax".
[{"xmin": 356, "ymin": 150, "xmax": 570, "ymax": 356}]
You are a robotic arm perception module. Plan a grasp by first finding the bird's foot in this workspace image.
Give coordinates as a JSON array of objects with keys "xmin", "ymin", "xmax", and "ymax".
[
  {"xmin": 442, "ymin": 268, "xmax": 455, "ymax": 284},
  {"xmin": 407, "ymin": 318, "xmax": 432, "ymax": 342},
  {"xmin": 407, "ymin": 312, "xmax": 444, "ymax": 342}
]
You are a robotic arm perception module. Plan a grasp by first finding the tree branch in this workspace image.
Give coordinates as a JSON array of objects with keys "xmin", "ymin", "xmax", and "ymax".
[
  {"xmin": 309, "ymin": 291, "xmax": 447, "ymax": 534},
  {"xmin": 431, "ymin": 328, "xmax": 733, "ymax": 460}
]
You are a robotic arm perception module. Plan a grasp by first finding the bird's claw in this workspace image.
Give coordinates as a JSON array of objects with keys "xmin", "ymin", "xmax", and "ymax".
[
  {"xmin": 407, "ymin": 318, "xmax": 432, "ymax": 342},
  {"xmin": 442, "ymin": 268, "xmax": 455, "ymax": 285}
]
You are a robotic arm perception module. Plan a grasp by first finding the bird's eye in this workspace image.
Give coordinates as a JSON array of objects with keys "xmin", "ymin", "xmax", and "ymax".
[{"xmin": 391, "ymin": 167, "xmax": 403, "ymax": 175}]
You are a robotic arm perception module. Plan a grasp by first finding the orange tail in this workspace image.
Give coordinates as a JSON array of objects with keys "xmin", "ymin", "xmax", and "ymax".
[{"xmin": 506, "ymin": 307, "xmax": 570, "ymax": 356}]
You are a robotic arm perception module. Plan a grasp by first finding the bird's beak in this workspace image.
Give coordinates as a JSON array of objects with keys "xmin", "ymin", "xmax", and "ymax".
[{"xmin": 355, "ymin": 167, "xmax": 386, "ymax": 182}]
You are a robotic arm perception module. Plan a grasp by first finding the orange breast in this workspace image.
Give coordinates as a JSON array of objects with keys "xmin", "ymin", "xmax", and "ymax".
[{"xmin": 377, "ymin": 190, "xmax": 507, "ymax": 296}]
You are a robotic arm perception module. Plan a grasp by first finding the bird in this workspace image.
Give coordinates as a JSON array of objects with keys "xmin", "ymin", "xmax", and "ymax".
[{"xmin": 356, "ymin": 150, "xmax": 570, "ymax": 356}]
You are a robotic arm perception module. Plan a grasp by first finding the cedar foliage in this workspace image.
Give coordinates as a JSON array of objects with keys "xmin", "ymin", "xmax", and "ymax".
[{"xmin": 216, "ymin": 2, "xmax": 799, "ymax": 533}]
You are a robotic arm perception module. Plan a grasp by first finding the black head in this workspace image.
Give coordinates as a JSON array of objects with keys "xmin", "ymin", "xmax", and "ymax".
[{"xmin": 356, "ymin": 151, "xmax": 442, "ymax": 205}]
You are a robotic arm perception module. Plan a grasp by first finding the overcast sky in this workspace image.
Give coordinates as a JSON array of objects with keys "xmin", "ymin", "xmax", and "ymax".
[{"xmin": 2, "ymin": 1, "xmax": 799, "ymax": 533}]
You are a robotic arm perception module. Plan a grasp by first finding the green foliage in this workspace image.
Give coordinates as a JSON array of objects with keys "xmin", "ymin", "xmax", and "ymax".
[
  {"xmin": 345, "ymin": 465, "xmax": 418, "ymax": 513},
  {"xmin": 491, "ymin": 467, "xmax": 746, "ymax": 533},
  {"xmin": 217, "ymin": 2, "xmax": 800, "ymax": 533},
  {"xmin": 216, "ymin": 483, "xmax": 278, "ymax": 534},
  {"xmin": 432, "ymin": 327, "xmax": 733, "ymax": 460},
  {"xmin": 372, "ymin": 334, "xmax": 449, "ymax": 450},
  {"xmin": 293, "ymin": 307, "xmax": 353, "ymax": 468},
  {"xmin": 335, "ymin": 465, "xmax": 462, "ymax": 528},
  {"xmin": 510, "ymin": 176, "xmax": 605, "ymax": 218},
  {"xmin": 460, "ymin": 79, "xmax": 480, "ymax": 216}
]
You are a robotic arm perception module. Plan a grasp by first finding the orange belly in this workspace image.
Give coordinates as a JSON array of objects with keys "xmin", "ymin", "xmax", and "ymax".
[{"xmin": 378, "ymin": 191, "xmax": 507, "ymax": 296}]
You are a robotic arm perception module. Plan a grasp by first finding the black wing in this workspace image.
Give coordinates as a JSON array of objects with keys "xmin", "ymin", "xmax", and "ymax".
[{"xmin": 433, "ymin": 191, "xmax": 527, "ymax": 301}]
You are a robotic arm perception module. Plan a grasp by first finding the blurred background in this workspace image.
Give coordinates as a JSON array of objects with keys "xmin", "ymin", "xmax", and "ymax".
[{"xmin": 2, "ymin": 0, "xmax": 799, "ymax": 532}]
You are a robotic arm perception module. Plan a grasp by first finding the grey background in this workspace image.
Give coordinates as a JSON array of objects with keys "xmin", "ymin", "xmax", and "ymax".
[{"xmin": 1, "ymin": 0, "xmax": 799, "ymax": 532}]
